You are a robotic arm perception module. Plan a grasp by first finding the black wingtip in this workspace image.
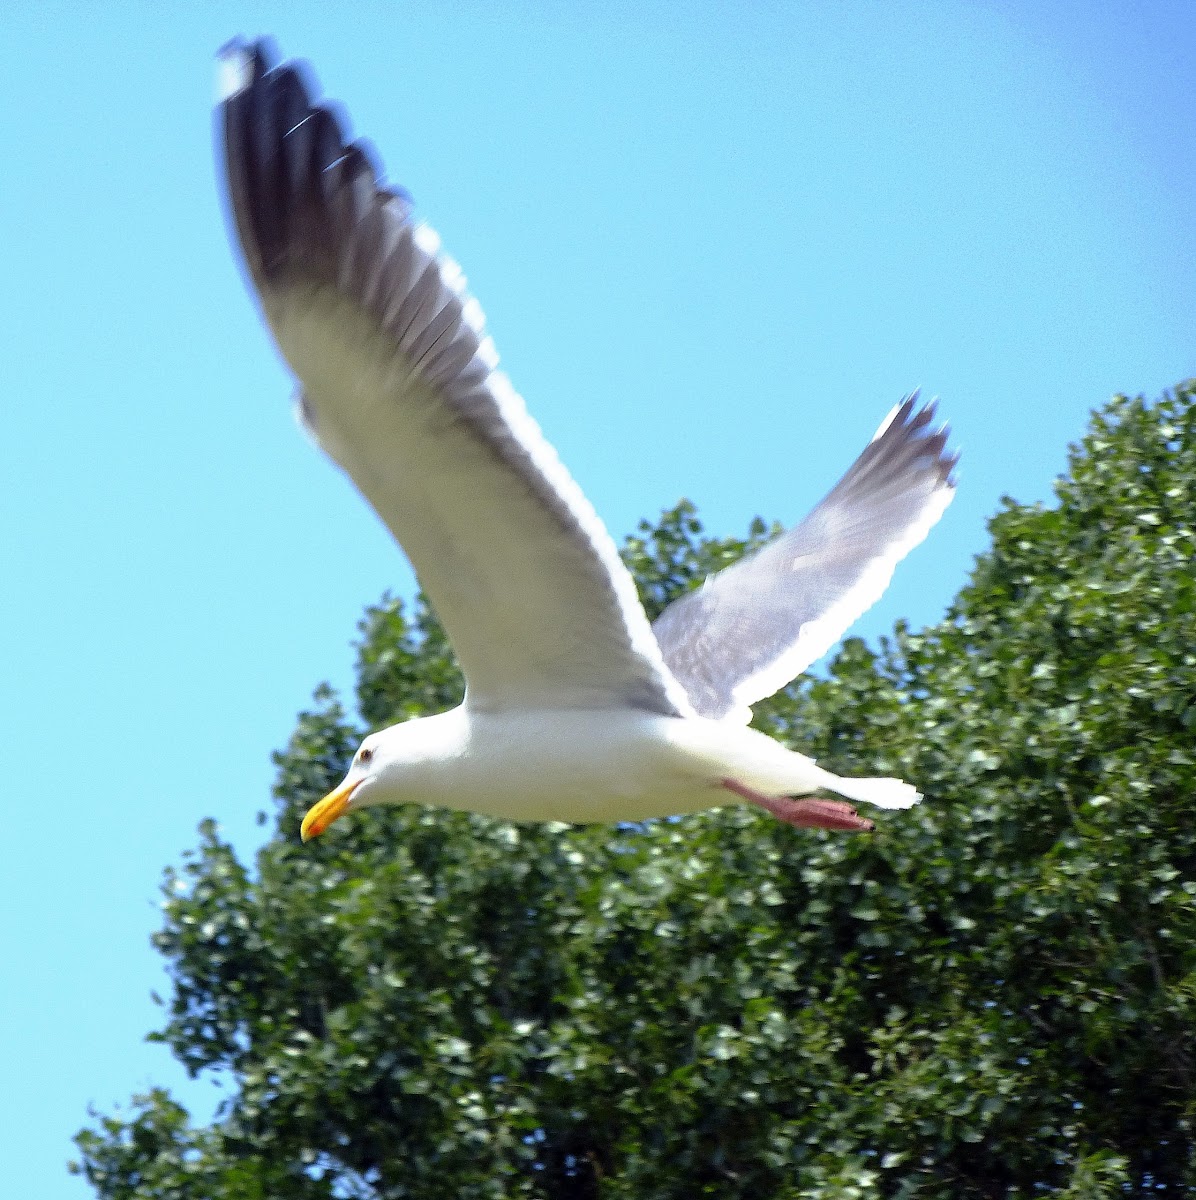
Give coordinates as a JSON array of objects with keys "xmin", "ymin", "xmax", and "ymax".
[
  {"xmin": 218, "ymin": 38, "xmax": 349, "ymax": 284},
  {"xmin": 216, "ymin": 34, "xmax": 419, "ymax": 309},
  {"xmin": 865, "ymin": 391, "xmax": 959, "ymax": 492}
]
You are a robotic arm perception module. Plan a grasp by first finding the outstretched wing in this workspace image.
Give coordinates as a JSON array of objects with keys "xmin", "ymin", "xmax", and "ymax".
[
  {"xmin": 652, "ymin": 395, "xmax": 956, "ymax": 721},
  {"xmin": 218, "ymin": 40, "xmax": 693, "ymax": 718}
]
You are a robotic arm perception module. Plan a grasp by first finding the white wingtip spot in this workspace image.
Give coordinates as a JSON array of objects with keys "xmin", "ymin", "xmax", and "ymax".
[
  {"xmin": 438, "ymin": 255, "xmax": 467, "ymax": 296},
  {"xmin": 475, "ymin": 334, "xmax": 500, "ymax": 370},
  {"xmin": 216, "ymin": 43, "xmax": 253, "ymax": 102},
  {"xmin": 871, "ymin": 403, "xmax": 902, "ymax": 443},
  {"xmin": 413, "ymin": 223, "xmax": 442, "ymax": 257},
  {"xmin": 461, "ymin": 297, "xmax": 488, "ymax": 335}
]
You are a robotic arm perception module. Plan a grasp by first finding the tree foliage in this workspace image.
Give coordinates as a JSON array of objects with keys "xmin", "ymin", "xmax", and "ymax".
[{"xmin": 74, "ymin": 383, "xmax": 1196, "ymax": 1198}]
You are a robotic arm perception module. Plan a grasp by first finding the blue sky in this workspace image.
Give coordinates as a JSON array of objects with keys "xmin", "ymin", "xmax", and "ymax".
[{"xmin": 1, "ymin": 2, "xmax": 1192, "ymax": 1194}]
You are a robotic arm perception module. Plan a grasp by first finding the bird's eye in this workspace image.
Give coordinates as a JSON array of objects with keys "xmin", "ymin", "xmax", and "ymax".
[{"xmin": 359, "ymin": 747, "xmax": 373, "ymax": 766}]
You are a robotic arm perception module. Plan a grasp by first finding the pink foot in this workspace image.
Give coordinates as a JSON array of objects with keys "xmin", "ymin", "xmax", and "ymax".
[{"xmin": 722, "ymin": 778, "xmax": 875, "ymax": 833}]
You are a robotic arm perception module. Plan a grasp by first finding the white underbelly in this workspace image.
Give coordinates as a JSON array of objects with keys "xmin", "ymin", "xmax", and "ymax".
[{"xmin": 416, "ymin": 707, "xmax": 825, "ymax": 823}]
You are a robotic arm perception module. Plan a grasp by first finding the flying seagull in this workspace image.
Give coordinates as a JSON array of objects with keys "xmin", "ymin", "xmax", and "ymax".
[{"xmin": 216, "ymin": 39, "xmax": 957, "ymax": 840}]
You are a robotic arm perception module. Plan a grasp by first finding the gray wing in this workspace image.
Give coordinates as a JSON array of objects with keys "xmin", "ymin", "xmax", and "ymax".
[
  {"xmin": 652, "ymin": 396, "xmax": 957, "ymax": 721},
  {"xmin": 217, "ymin": 40, "xmax": 693, "ymax": 718}
]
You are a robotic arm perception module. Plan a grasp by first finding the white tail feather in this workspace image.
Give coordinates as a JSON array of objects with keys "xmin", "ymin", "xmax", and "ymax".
[{"xmin": 827, "ymin": 776, "xmax": 921, "ymax": 810}]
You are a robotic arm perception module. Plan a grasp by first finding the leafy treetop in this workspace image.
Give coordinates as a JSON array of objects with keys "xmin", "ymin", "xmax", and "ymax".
[{"xmin": 74, "ymin": 383, "xmax": 1196, "ymax": 1198}]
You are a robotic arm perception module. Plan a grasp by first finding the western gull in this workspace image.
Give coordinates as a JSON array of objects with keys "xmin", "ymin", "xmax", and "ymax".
[{"xmin": 215, "ymin": 39, "xmax": 957, "ymax": 841}]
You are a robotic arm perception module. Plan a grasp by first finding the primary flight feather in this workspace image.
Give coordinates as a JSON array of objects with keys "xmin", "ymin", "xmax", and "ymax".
[{"xmin": 216, "ymin": 38, "xmax": 957, "ymax": 840}]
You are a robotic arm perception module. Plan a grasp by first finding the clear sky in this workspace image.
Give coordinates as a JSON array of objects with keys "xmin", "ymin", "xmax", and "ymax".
[{"xmin": 1, "ymin": 2, "xmax": 1192, "ymax": 1194}]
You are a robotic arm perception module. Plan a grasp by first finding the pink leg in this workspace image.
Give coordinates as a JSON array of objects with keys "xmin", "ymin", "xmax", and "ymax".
[{"xmin": 722, "ymin": 778, "xmax": 874, "ymax": 833}]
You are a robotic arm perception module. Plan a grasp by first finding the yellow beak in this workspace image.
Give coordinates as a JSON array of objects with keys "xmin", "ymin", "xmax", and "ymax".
[{"xmin": 300, "ymin": 777, "xmax": 361, "ymax": 842}]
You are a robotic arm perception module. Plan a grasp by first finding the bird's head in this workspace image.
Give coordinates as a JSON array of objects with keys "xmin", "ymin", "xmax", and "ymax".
[
  {"xmin": 299, "ymin": 714, "xmax": 459, "ymax": 840},
  {"xmin": 300, "ymin": 733, "xmax": 389, "ymax": 841},
  {"xmin": 296, "ymin": 734, "xmax": 371, "ymax": 840}
]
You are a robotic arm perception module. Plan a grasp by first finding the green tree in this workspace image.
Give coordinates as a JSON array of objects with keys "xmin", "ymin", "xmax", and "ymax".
[{"xmin": 74, "ymin": 383, "xmax": 1196, "ymax": 1198}]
